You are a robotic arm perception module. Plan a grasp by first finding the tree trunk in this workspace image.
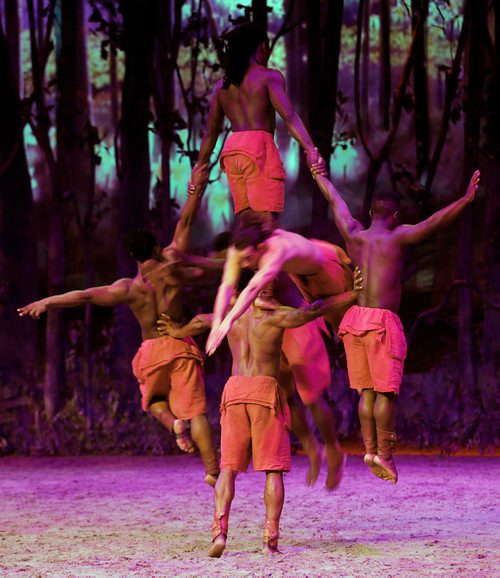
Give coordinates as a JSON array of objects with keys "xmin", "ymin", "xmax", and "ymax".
[
  {"xmin": 0, "ymin": 19, "xmax": 37, "ymax": 377},
  {"xmin": 308, "ymin": 0, "xmax": 344, "ymax": 240},
  {"xmin": 379, "ymin": 0, "xmax": 391, "ymax": 131},
  {"xmin": 4, "ymin": 0, "xmax": 20, "ymax": 91},
  {"xmin": 411, "ymin": 0, "xmax": 430, "ymax": 179},
  {"xmin": 481, "ymin": 0, "xmax": 500, "ymax": 401},
  {"xmin": 457, "ymin": 0, "xmax": 486, "ymax": 424},
  {"xmin": 361, "ymin": 0, "xmax": 370, "ymax": 130},
  {"xmin": 113, "ymin": 0, "xmax": 154, "ymax": 379},
  {"xmin": 252, "ymin": 0, "xmax": 269, "ymax": 29},
  {"xmin": 56, "ymin": 0, "xmax": 94, "ymax": 426},
  {"xmin": 150, "ymin": 0, "xmax": 183, "ymax": 245}
]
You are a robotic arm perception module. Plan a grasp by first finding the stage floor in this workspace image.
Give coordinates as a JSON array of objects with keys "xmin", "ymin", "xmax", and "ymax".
[{"xmin": 1, "ymin": 454, "xmax": 498, "ymax": 576}]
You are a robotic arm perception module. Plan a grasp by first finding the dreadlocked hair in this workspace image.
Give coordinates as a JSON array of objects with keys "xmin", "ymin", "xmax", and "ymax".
[{"xmin": 222, "ymin": 22, "xmax": 269, "ymax": 89}]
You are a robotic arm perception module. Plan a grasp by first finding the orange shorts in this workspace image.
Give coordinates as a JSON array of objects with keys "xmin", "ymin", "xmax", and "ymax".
[
  {"xmin": 131, "ymin": 336, "xmax": 206, "ymax": 418},
  {"xmin": 339, "ymin": 306, "xmax": 407, "ymax": 394},
  {"xmin": 281, "ymin": 318, "xmax": 331, "ymax": 406},
  {"xmin": 220, "ymin": 130, "xmax": 285, "ymax": 214},
  {"xmin": 219, "ymin": 376, "xmax": 291, "ymax": 472}
]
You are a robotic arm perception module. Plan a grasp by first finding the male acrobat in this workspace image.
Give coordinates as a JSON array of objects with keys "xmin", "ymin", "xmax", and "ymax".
[
  {"xmin": 158, "ymin": 285, "xmax": 360, "ymax": 556},
  {"xmin": 18, "ymin": 164, "xmax": 220, "ymax": 485},
  {"xmin": 311, "ymin": 167, "xmax": 480, "ymax": 483},
  {"xmin": 191, "ymin": 21, "xmax": 325, "ymax": 223}
]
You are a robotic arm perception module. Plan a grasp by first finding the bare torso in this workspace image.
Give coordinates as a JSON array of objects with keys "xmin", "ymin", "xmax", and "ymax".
[
  {"xmin": 126, "ymin": 257, "xmax": 186, "ymax": 340},
  {"xmin": 261, "ymin": 230, "xmax": 325, "ymax": 276},
  {"xmin": 217, "ymin": 64, "xmax": 276, "ymax": 133},
  {"xmin": 346, "ymin": 226, "xmax": 404, "ymax": 312},
  {"xmin": 228, "ymin": 305, "xmax": 285, "ymax": 379}
]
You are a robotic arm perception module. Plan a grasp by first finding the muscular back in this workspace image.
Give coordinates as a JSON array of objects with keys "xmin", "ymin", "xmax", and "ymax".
[
  {"xmin": 218, "ymin": 65, "xmax": 277, "ymax": 133},
  {"xmin": 127, "ymin": 259, "xmax": 187, "ymax": 340},
  {"xmin": 346, "ymin": 230, "xmax": 404, "ymax": 312},
  {"xmin": 228, "ymin": 305, "xmax": 284, "ymax": 378}
]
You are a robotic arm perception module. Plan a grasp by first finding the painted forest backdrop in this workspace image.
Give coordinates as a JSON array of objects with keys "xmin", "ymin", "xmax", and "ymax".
[{"xmin": 0, "ymin": 0, "xmax": 498, "ymax": 455}]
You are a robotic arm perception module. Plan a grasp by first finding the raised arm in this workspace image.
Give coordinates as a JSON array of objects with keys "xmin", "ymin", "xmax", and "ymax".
[
  {"xmin": 266, "ymin": 70, "xmax": 323, "ymax": 168},
  {"xmin": 170, "ymin": 163, "xmax": 209, "ymax": 253},
  {"xmin": 312, "ymin": 172, "xmax": 362, "ymax": 240},
  {"xmin": 195, "ymin": 84, "xmax": 225, "ymax": 166},
  {"xmin": 393, "ymin": 170, "xmax": 480, "ymax": 245},
  {"xmin": 18, "ymin": 280, "xmax": 132, "ymax": 319},
  {"xmin": 157, "ymin": 313, "xmax": 213, "ymax": 339}
]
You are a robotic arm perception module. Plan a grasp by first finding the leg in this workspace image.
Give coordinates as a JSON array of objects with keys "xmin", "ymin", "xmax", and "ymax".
[
  {"xmin": 190, "ymin": 413, "xmax": 220, "ymax": 485},
  {"xmin": 373, "ymin": 392, "xmax": 398, "ymax": 483},
  {"xmin": 208, "ymin": 468, "xmax": 237, "ymax": 558},
  {"xmin": 308, "ymin": 398, "xmax": 346, "ymax": 491},
  {"xmin": 262, "ymin": 471, "xmax": 284, "ymax": 555},
  {"xmin": 169, "ymin": 358, "xmax": 219, "ymax": 483},
  {"xmin": 279, "ymin": 355, "xmax": 321, "ymax": 486},
  {"xmin": 148, "ymin": 396, "xmax": 195, "ymax": 454},
  {"xmin": 358, "ymin": 389, "xmax": 389, "ymax": 480}
]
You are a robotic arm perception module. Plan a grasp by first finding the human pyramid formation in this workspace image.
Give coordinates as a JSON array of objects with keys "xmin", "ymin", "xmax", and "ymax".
[{"xmin": 18, "ymin": 23, "xmax": 480, "ymax": 558}]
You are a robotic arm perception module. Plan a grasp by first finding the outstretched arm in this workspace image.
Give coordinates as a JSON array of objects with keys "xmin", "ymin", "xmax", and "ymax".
[
  {"xmin": 157, "ymin": 313, "xmax": 213, "ymax": 339},
  {"xmin": 170, "ymin": 163, "xmax": 209, "ymax": 253},
  {"xmin": 210, "ymin": 246, "xmax": 242, "ymax": 329},
  {"xmin": 269, "ymin": 267, "xmax": 362, "ymax": 328},
  {"xmin": 18, "ymin": 280, "xmax": 132, "ymax": 319},
  {"xmin": 266, "ymin": 70, "xmax": 324, "ymax": 169},
  {"xmin": 394, "ymin": 170, "xmax": 480, "ymax": 245},
  {"xmin": 311, "ymin": 171, "xmax": 362, "ymax": 240},
  {"xmin": 182, "ymin": 254, "xmax": 225, "ymax": 272}
]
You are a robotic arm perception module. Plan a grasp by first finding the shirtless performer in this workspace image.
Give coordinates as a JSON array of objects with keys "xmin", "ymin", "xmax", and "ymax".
[
  {"xmin": 190, "ymin": 21, "xmax": 325, "ymax": 223},
  {"xmin": 189, "ymin": 21, "xmax": 340, "ymax": 483},
  {"xmin": 183, "ymin": 235, "xmax": 348, "ymax": 489},
  {"xmin": 311, "ymin": 167, "xmax": 480, "ymax": 483},
  {"xmin": 157, "ymin": 287, "xmax": 359, "ymax": 557},
  {"xmin": 206, "ymin": 218, "xmax": 353, "ymax": 355},
  {"xmin": 18, "ymin": 164, "xmax": 220, "ymax": 486}
]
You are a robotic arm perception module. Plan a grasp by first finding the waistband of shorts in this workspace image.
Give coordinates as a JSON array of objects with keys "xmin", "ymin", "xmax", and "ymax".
[
  {"xmin": 229, "ymin": 129, "xmax": 275, "ymax": 137},
  {"xmin": 226, "ymin": 375, "xmax": 278, "ymax": 387}
]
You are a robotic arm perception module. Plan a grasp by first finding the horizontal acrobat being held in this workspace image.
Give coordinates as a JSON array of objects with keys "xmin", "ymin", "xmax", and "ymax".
[
  {"xmin": 309, "ymin": 165, "xmax": 480, "ymax": 484},
  {"xmin": 205, "ymin": 219, "xmax": 359, "ymax": 356}
]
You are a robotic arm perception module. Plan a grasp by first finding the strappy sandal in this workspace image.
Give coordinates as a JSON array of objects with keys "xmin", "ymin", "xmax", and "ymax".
[
  {"xmin": 208, "ymin": 512, "xmax": 227, "ymax": 558},
  {"xmin": 173, "ymin": 419, "xmax": 195, "ymax": 454}
]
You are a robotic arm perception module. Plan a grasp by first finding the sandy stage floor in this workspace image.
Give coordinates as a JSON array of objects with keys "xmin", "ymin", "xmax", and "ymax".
[{"xmin": 0, "ymin": 454, "xmax": 498, "ymax": 577}]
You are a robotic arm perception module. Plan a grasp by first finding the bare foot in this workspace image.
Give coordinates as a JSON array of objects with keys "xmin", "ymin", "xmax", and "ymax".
[
  {"xmin": 204, "ymin": 473, "xmax": 218, "ymax": 488},
  {"xmin": 305, "ymin": 443, "xmax": 322, "ymax": 487},
  {"xmin": 261, "ymin": 543, "xmax": 281, "ymax": 555},
  {"xmin": 208, "ymin": 535, "xmax": 226, "ymax": 558},
  {"xmin": 373, "ymin": 454, "xmax": 398, "ymax": 484},
  {"xmin": 173, "ymin": 419, "xmax": 195, "ymax": 454},
  {"xmin": 364, "ymin": 453, "xmax": 391, "ymax": 481},
  {"xmin": 325, "ymin": 446, "xmax": 346, "ymax": 491}
]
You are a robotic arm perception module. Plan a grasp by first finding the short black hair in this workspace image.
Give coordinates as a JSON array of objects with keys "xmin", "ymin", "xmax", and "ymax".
[
  {"xmin": 123, "ymin": 229, "xmax": 159, "ymax": 262},
  {"xmin": 371, "ymin": 192, "xmax": 401, "ymax": 218},
  {"xmin": 222, "ymin": 22, "xmax": 269, "ymax": 89},
  {"xmin": 232, "ymin": 216, "xmax": 274, "ymax": 250},
  {"xmin": 212, "ymin": 231, "xmax": 232, "ymax": 253}
]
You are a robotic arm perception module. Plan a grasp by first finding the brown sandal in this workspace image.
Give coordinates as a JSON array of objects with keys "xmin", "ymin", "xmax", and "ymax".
[{"xmin": 208, "ymin": 512, "xmax": 228, "ymax": 558}]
